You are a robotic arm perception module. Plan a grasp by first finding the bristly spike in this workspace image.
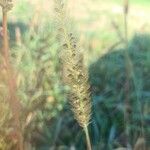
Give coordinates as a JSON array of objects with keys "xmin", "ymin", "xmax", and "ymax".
[
  {"xmin": 54, "ymin": 0, "xmax": 92, "ymax": 128},
  {"xmin": 54, "ymin": 1, "xmax": 92, "ymax": 149}
]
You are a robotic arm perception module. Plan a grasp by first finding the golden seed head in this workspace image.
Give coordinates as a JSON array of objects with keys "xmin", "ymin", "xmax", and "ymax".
[
  {"xmin": 0, "ymin": 0, "xmax": 13, "ymax": 12},
  {"xmin": 61, "ymin": 34, "xmax": 92, "ymax": 127},
  {"xmin": 54, "ymin": 0, "xmax": 92, "ymax": 128}
]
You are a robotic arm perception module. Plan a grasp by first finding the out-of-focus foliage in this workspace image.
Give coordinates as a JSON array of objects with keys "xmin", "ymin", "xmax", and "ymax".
[
  {"xmin": 12, "ymin": 23, "xmax": 67, "ymax": 148},
  {"xmin": 0, "ymin": 97, "xmax": 11, "ymax": 150},
  {"xmin": 12, "ymin": 0, "xmax": 34, "ymax": 23},
  {"xmin": 89, "ymin": 34, "xmax": 150, "ymax": 149},
  {"xmin": 0, "ymin": 58, "xmax": 13, "ymax": 150},
  {"xmin": 1, "ymin": 1, "xmax": 67, "ymax": 149}
]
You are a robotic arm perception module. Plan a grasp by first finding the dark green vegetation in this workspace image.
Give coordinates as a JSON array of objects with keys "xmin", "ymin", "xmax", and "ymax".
[
  {"xmin": 0, "ymin": 0, "xmax": 150, "ymax": 149},
  {"xmin": 89, "ymin": 34, "xmax": 150, "ymax": 149}
]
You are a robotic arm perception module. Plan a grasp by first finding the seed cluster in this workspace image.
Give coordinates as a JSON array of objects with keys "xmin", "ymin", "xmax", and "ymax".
[
  {"xmin": 54, "ymin": 0, "xmax": 92, "ymax": 128},
  {"xmin": 0, "ymin": 0, "xmax": 13, "ymax": 12}
]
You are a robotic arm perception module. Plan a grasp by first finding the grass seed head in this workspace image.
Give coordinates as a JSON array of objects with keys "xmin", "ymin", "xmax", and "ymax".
[
  {"xmin": 54, "ymin": 0, "xmax": 92, "ymax": 129},
  {"xmin": 0, "ymin": 0, "xmax": 13, "ymax": 12}
]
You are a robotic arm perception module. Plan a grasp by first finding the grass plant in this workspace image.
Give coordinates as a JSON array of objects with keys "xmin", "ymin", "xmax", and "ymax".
[
  {"xmin": 54, "ymin": 0, "xmax": 92, "ymax": 149},
  {"xmin": 0, "ymin": 0, "xmax": 23, "ymax": 149}
]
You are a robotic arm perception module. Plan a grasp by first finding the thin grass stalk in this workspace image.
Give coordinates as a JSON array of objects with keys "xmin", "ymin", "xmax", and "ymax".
[
  {"xmin": 123, "ymin": 1, "xmax": 131, "ymax": 148},
  {"xmin": 1, "ymin": 3, "xmax": 24, "ymax": 150},
  {"xmin": 123, "ymin": 0, "xmax": 145, "ymax": 148},
  {"xmin": 84, "ymin": 125, "xmax": 92, "ymax": 150}
]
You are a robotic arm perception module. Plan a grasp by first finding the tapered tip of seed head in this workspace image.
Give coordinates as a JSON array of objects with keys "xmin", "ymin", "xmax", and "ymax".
[
  {"xmin": 124, "ymin": 0, "xmax": 129, "ymax": 14},
  {"xmin": 54, "ymin": 0, "xmax": 65, "ymax": 13}
]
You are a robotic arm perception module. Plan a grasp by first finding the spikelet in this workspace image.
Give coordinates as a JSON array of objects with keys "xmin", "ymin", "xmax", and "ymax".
[
  {"xmin": 0, "ymin": 0, "xmax": 13, "ymax": 12},
  {"xmin": 54, "ymin": 0, "xmax": 92, "ymax": 128}
]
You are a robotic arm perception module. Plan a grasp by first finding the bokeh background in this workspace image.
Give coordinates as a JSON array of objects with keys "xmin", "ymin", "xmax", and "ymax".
[{"xmin": 0, "ymin": 0, "xmax": 150, "ymax": 149}]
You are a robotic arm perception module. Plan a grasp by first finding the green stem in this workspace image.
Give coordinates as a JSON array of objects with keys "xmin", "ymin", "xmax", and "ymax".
[
  {"xmin": 123, "ymin": 1, "xmax": 145, "ymax": 148},
  {"xmin": 84, "ymin": 125, "xmax": 92, "ymax": 150}
]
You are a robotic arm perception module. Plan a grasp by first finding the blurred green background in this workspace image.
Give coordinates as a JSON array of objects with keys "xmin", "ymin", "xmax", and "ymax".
[{"xmin": 0, "ymin": 0, "xmax": 150, "ymax": 149}]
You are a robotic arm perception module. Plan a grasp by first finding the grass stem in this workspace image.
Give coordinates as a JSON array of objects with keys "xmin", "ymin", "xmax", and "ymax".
[
  {"xmin": 2, "ymin": 8, "xmax": 24, "ymax": 150},
  {"xmin": 84, "ymin": 125, "xmax": 92, "ymax": 150}
]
